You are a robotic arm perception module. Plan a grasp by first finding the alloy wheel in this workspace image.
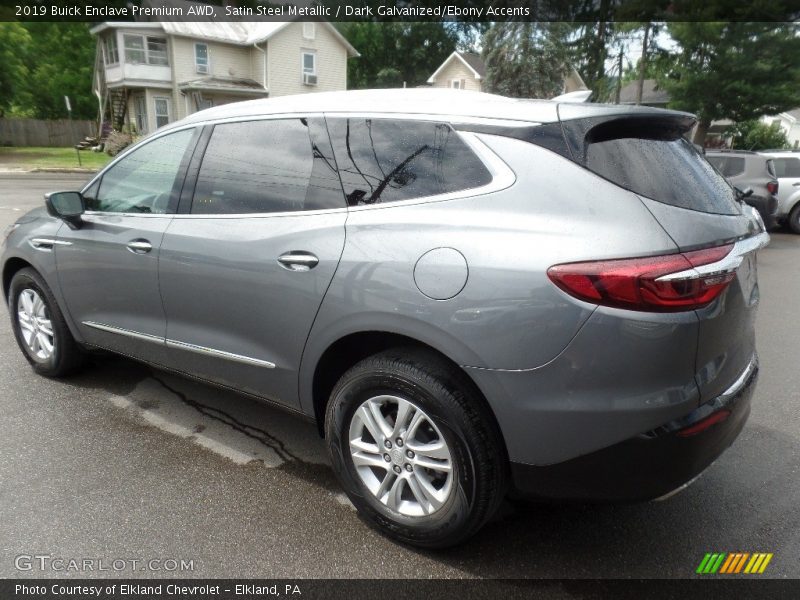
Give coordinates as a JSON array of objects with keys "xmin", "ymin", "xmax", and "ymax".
[
  {"xmin": 348, "ymin": 394, "xmax": 454, "ymax": 517},
  {"xmin": 17, "ymin": 288, "xmax": 55, "ymax": 361}
]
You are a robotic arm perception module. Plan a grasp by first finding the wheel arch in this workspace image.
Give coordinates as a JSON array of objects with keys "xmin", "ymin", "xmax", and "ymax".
[
  {"xmin": 307, "ymin": 330, "xmax": 509, "ymax": 461},
  {"xmin": 2, "ymin": 256, "xmax": 34, "ymax": 304}
]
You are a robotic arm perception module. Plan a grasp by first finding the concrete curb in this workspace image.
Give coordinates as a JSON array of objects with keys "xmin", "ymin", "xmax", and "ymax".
[{"xmin": 0, "ymin": 168, "xmax": 98, "ymax": 174}]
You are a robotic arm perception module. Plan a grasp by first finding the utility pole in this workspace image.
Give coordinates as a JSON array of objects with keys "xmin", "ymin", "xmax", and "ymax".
[
  {"xmin": 614, "ymin": 51, "xmax": 623, "ymax": 104},
  {"xmin": 65, "ymin": 95, "xmax": 81, "ymax": 167},
  {"xmin": 635, "ymin": 23, "xmax": 651, "ymax": 105}
]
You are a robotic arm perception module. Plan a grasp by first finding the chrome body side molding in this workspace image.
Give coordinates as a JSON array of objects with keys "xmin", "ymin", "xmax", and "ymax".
[{"xmin": 81, "ymin": 321, "xmax": 275, "ymax": 369}]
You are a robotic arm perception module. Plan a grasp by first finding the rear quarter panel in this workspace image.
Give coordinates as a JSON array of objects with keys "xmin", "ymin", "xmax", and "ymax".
[{"xmin": 299, "ymin": 133, "xmax": 681, "ymax": 413}]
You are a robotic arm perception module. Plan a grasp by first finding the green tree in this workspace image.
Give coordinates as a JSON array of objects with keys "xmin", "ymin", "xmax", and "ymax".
[
  {"xmin": 726, "ymin": 120, "xmax": 790, "ymax": 150},
  {"xmin": 482, "ymin": 22, "xmax": 572, "ymax": 99},
  {"xmin": 19, "ymin": 23, "xmax": 97, "ymax": 120},
  {"xmin": 660, "ymin": 22, "xmax": 800, "ymax": 144},
  {"xmin": 0, "ymin": 23, "xmax": 32, "ymax": 116},
  {"xmin": 336, "ymin": 22, "xmax": 459, "ymax": 89},
  {"xmin": 568, "ymin": 0, "xmax": 619, "ymax": 101}
]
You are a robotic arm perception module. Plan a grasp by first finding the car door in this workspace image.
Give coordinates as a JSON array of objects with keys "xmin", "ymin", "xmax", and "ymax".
[
  {"xmin": 157, "ymin": 117, "xmax": 346, "ymax": 409},
  {"xmin": 55, "ymin": 127, "xmax": 198, "ymax": 363}
]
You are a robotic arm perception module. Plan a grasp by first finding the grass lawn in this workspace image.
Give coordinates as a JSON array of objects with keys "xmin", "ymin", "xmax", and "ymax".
[{"xmin": 0, "ymin": 146, "xmax": 112, "ymax": 170}]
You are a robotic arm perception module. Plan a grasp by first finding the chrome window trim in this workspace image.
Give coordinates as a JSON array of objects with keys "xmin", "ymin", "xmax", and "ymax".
[
  {"xmin": 81, "ymin": 211, "xmax": 174, "ymax": 219},
  {"xmin": 83, "ymin": 112, "xmax": 519, "ymax": 217},
  {"xmin": 81, "ymin": 321, "xmax": 276, "ymax": 369}
]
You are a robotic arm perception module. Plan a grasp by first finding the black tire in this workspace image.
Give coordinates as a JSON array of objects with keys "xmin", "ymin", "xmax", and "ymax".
[
  {"xmin": 789, "ymin": 203, "xmax": 800, "ymax": 235},
  {"xmin": 8, "ymin": 267, "xmax": 85, "ymax": 377},
  {"xmin": 325, "ymin": 347, "xmax": 507, "ymax": 548}
]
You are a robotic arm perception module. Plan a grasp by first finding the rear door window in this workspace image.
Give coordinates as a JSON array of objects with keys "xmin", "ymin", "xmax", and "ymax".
[
  {"xmin": 706, "ymin": 155, "xmax": 745, "ymax": 178},
  {"xmin": 191, "ymin": 118, "xmax": 344, "ymax": 214},
  {"xmin": 326, "ymin": 118, "xmax": 492, "ymax": 206},
  {"xmin": 582, "ymin": 128, "xmax": 739, "ymax": 215}
]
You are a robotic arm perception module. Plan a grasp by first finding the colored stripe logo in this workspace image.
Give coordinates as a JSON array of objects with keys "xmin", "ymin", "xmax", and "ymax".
[{"xmin": 696, "ymin": 552, "xmax": 773, "ymax": 574}]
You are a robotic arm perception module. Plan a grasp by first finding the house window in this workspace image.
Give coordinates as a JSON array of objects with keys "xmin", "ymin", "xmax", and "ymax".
[
  {"xmin": 451, "ymin": 80, "xmax": 465, "ymax": 89},
  {"xmin": 303, "ymin": 22, "xmax": 315, "ymax": 40},
  {"xmin": 147, "ymin": 37, "xmax": 168, "ymax": 66},
  {"xmin": 302, "ymin": 52, "xmax": 316, "ymax": 75},
  {"xmin": 195, "ymin": 43, "xmax": 209, "ymax": 74},
  {"xmin": 154, "ymin": 97, "xmax": 171, "ymax": 129},
  {"xmin": 123, "ymin": 34, "xmax": 169, "ymax": 66},
  {"xmin": 133, "ymin": 95, "xmax": 148, "ymax": 134},
  {"xmin": 103, "ymin": 35, "xmax": 119, "ymax": 65}
]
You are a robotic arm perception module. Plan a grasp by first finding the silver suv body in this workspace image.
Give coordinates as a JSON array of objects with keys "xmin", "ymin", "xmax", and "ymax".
[
  {"xmin": 705, "ymin": 150, "xmax": 780, "ymax": 229},
  {"xmin": 759, "ymin": 150, "xmax": 800, "ymax": 233},
  {"xmin": 2, "ymin": 90, "xmax": 768, "ymax": 547}
]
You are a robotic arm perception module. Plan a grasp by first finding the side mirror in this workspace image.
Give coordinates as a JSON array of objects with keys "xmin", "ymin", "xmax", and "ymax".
[{"xmin": 45, "ymin": 191, "xmax": 84, "ymax": 228}]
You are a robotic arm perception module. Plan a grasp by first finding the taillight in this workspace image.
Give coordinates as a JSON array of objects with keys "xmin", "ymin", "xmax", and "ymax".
[
  {"xmin": 547, "ymin": 244, "xmax": 736, "ymax": 312},
  {"xmin": 676, "ymin": 409, "xmax": 731, "ymax": 437},
  {"xmin": 767, "ymin": 181, "xmax": 778, "ymax": 195}
]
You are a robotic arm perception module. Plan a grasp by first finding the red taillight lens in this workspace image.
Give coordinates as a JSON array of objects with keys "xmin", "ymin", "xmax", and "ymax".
[
  {"xmin": 767, "ymin": 181, "xmax": 778, "ymax": 195},
  {"xmin": 676, "ymin": 409, "xmax": 731, "ymax": 437},
  {"xmin": 547, "ymin": 244, "xmax": 735, "ymax": 312}
]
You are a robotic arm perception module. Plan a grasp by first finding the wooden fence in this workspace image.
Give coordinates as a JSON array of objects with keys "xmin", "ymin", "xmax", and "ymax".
[{"xmin": 0, "ymin": 118, "xmax": 96, "ymax": 147}]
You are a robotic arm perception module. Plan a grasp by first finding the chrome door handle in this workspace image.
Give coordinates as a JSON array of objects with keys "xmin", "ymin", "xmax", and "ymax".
[
  {"xmin": 277, "ymin": 252, "xmax": 319, "ymax": 271},
  {"xmin": 793, "ymin": 182, "xmax": 800, "ymax": 187},
  {"xmin": 127, "ymin": 239, "xmax": 152, "ymax": 254}
]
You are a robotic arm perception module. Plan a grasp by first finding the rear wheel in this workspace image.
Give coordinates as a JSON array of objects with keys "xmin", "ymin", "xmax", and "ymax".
[
  {"xmin": 788, "ymin": 203, "xmax": 800, "ymax": 234},
  {"xmin": 325, "ymin": 348, "xmax": 507, "ymax": 548},
  {"xmin": 9, "ymin": 268, "xmax": 85, "ymax": 377}
]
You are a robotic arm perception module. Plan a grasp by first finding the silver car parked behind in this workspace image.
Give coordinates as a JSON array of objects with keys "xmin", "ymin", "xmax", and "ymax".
[{"xmin": 2, "ymin": 89, "xmax": 769, "ymax": 547}]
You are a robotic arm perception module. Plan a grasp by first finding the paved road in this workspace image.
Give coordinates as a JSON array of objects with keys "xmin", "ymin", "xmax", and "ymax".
[{"xmin": 0, "ymin": 173, "xmax": 798, "ymax": 579}]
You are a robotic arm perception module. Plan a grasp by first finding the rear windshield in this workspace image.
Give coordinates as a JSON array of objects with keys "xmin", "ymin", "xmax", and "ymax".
[{"xmin": 582, "ymin": 127, "xmax": 740, "ymax": 215}]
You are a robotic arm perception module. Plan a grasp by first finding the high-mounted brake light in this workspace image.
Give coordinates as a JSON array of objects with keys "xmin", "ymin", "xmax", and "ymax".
[{"xmin": 547, "ymin": 244, "xmax": 736, "ymax": 312}]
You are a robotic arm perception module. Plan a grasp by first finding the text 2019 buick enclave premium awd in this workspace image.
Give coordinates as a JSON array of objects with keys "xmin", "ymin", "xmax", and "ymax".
[{"xmin": 2, "ymin": 89, "xmax": 768, "ymax": 547}]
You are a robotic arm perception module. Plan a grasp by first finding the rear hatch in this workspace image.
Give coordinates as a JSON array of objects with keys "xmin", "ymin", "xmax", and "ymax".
[{"xmin": 557, "ymin": 104, "xmax": 767, "ymax": 402}]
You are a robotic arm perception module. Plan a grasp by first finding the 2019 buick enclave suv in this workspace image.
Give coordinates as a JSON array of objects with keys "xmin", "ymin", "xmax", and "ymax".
[{"xmin": 2, "ymin": 89, "xmax": 767, "ymax": 547}]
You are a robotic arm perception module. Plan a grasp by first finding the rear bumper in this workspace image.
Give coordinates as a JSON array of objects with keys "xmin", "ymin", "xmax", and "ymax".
[
  {"xmin": 509, "ymin": 358, "xmax": 758, "ymax": 501},
  {"xmin": 746, "ymin": 195, "xmax": 779, "ymax": 229}
]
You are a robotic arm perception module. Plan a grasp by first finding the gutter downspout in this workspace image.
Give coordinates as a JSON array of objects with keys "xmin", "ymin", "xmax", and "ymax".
[{"xmin": 253, "ymin": 42, "xmax": 267, "ymax": 93}]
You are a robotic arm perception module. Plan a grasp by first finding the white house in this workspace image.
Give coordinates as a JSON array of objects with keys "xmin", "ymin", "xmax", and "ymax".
[
  {"xmin": 760, "ymin": 109, "xmax": 800, "ymax": 148},
  {"xmin": 90, "ymin": 17, "xmax": 358, "ymax": 135},
  {"xmin": 427, "ymin": 51, "xmax": 587, "ymax": 97}
]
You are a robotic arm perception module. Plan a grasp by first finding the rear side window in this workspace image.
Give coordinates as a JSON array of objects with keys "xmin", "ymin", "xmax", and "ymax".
[
  {"xmin": 326, "ymin": 118, "xmax": 492, "ymax": 206},
  {"xmin": 774, "ymin": 157, "xmax": 800, "ymax": 178},
  {"xmin": 191, "ymin": 118, "xmax": 344, "ymax": 214},
  {"xmin": 583, "ymin": 129, "xmax": 739, "ymax": 215},
  {"xmin": 706, "ymin": 155, "xmax": 745, "ymax": 178}
]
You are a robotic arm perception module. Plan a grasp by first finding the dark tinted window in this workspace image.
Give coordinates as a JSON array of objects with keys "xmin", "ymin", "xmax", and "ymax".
[
  {"xmin": 706, "ymin": 155, "xmax": 745, "ymax": 178},
  {"xmin": 327, "ymin": 118, "xmax": 492, "ymax": 205},
  {"xmin": 91, "ymin": 128, "xmax": 194, "ymax": 213},
  {"xmin": 585, "ymin": 133, "xmax": 739, "ymax": 214},
  {"xmin": 192, "ymin": 118, "xmax": 344, "ymax": 214},
  {"xmin": 774, "ymin": 157, "xmax": 800, "ymax": 178}
]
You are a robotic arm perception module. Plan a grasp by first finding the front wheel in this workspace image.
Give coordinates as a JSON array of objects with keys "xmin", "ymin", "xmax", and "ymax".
[
  {"xmin": 325, "ymin": 348, "xmax": 507, "ymax": 548},
  {"xmin": 8, "ymin": 267, "xmax": 85, "ymax": 377}
]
